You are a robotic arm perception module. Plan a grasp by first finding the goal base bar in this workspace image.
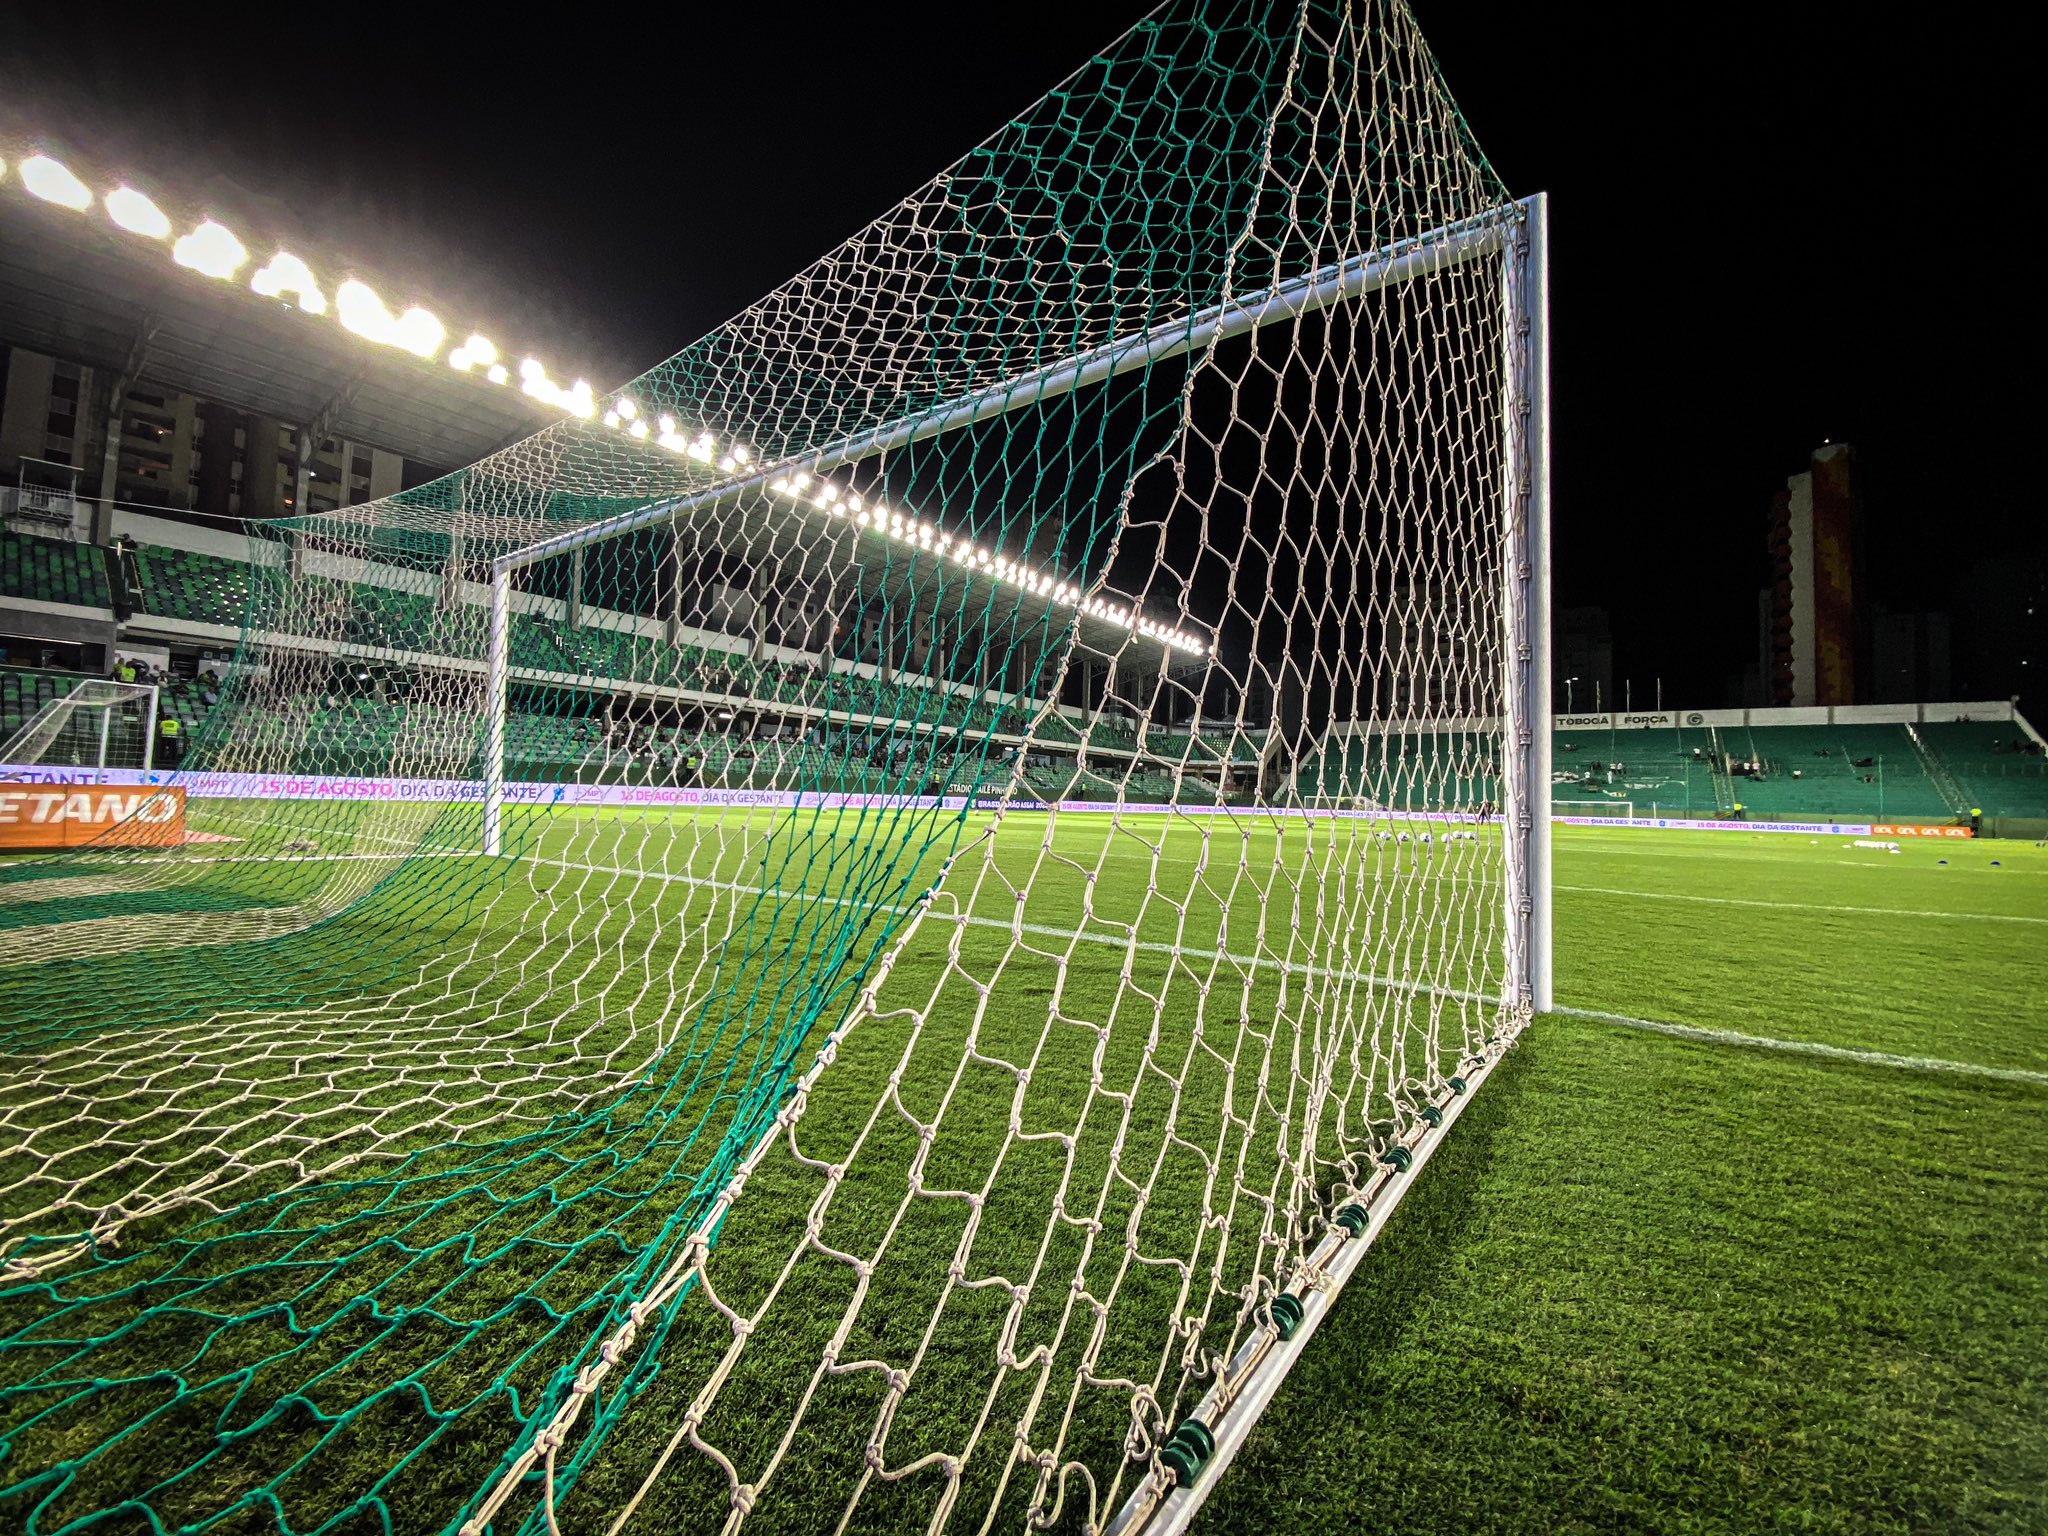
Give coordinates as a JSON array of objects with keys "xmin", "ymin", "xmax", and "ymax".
[{"xmin": 1105, "ymin": 1022, "xmax": 1526, "ymax": 1536}]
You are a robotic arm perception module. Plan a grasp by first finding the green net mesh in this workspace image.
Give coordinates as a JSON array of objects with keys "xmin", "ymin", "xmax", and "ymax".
[{"xmin": 0, "ymin": 3, "xmax": 1532, "ymax": 1531}]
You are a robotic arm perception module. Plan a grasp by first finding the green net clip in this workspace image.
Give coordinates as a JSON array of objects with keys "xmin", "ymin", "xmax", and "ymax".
[
  {"xmin": 1419, "ymin": 1104, "xmax": 1444, "ymax": 1127},
  {"xmin": 1379, "ymin": 1144, "xmax": 1413, "ymax": 1174},
  {"xmin": 1266, "ymin": 1291, "xmax": 1306, "ymax": 1340},
  {"xmin": 1159, "ymin": 1418, "xmax": 1216, "ymax": 1485},
  {"xmin": 1447, "ymin": 1075, "xmax": 1468, "ymax": 1095},
  {"xmin": 1334, "ymin": 1203, "xmax": 1369, "ymax": 1238}
]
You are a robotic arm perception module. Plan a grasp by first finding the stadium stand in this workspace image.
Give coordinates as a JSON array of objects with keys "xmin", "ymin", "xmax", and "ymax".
[
  {"xmin": 0, "ymin": 527, "xmax": 113, "ymax": 609},
  {"xmin": 129, "ymin": 541, "xmax": 256, "ymax": 625},
  {"xmin": 1724, "ymin": 723, "xmax": 1951, "ymax": 821},
  {"xmin": 1919, "ymin": 722, "xmax": 2048, "ymax": 817},
  {"xmin": 0, "ymin": 666, "xmax": 80, "ymax": 740},
  {"xmin": 14, "ymin": 523, "xmax": 2048, "ymax": 823},
  {"xmin": 1293, "ymin": 730, "xmax": 1502, "ymax": 812}
]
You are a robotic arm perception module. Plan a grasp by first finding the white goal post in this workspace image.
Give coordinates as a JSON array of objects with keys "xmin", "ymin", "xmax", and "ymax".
[
  {"xmin": 1555, "ymin": 798, "xmax": 1633, "ymax": 819},
  {"xmin": 467, "ymin": 195, "xmax": 1553, "ymax": 1536},
  {"xmin": 479, "ymin": 195, "xmax": 1553, "ymax": 1016},
  {"xmin": 0, "ymin": 679, "xmax": 159, "ymax": 778}
]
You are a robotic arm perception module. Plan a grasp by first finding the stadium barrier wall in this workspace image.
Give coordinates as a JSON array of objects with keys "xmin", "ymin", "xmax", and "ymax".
[
  {"xmin": 0, "ymin": 764, "xmax": 1976, "ymax": 841},
  {"xmin": 0, "ymin": 783, "xmax": 186, "ymax": 848},
  {"xmin": 1327, "ymin": 701, "xmax": 2021, "ymax": 737},
  {"xmin": 1984, "ymin": 816, "xmax": 2048, "ymax": 840}
]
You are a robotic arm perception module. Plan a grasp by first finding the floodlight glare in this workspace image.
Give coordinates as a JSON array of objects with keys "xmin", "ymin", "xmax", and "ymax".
[
  {"xmin": 394, "ymin": 307, "xmax": 445, "ymax": 359},
  {"xmin": 172, "ymin": 220, "xmax": 248, "ymax": 280},
  {"xmin": 337, "ymin": 280, "xmax": 397, "ymax": 345},
  {"xmin": 21, "ymin": 155, "xmax": 92, "ymax": 210},
  {"xmin": 250, "ymin": 252, "xmax": 326, "ymax": 314},
  {"xmin": 105, "ymin": 186, "xmax": 171, "ymax": 238}
]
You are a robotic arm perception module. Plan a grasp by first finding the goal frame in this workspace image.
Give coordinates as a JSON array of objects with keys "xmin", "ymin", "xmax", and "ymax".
[
  {"xmin": 463, "ymin": 194, "xmax": 1551, "ymax": 1536},
  {"xmin": 1556, "ymin": 797, "xmax": 1633, "ymax": 820},
  {"xmin": 0, "ymin": 679, "xmax": 160, "ymax": 780},
  {"xmin": 478, "ymin": 195, "xmax": 1552, "ymax": 1022}
]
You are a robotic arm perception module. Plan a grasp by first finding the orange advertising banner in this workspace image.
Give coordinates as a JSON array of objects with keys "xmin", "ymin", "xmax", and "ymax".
[
  {"xmin": 1869, "ymin": 822, "xmax": 1974, "ymax": 839},
  {"xmin": 0, "ymin": 784, "xmax": 187, "ymax": 850}
]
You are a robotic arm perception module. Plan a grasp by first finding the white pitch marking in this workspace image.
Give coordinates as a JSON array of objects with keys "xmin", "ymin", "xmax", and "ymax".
[
  {"xmin": 1557, "ymin": 884, "xmax": 2048, "ymax": 926},
  {"xmin": 1558, "ymin": 1006, "xmax": 2048, "ymax": 1086}
]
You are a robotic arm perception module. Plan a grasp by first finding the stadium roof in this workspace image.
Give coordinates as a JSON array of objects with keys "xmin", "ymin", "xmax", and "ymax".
[
  {"xmin": 0, "ymin": 146, "xmax": 1211, "ymax": 672},
  {"xmin": 0, "ymin": 148, "xmax": 605, "ymax": 472}
]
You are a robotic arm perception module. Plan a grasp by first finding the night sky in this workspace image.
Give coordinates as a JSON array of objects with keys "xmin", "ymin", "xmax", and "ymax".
[{"xmin": 2, "ymin": 2, "xmax": 2033, "ymax": 708}]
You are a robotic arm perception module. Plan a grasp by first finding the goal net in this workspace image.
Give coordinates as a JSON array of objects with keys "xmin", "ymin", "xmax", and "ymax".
[
  {"xmin": 0, "ymin": 677, "xmax": 157, "ymax": 774},
  {"xmin": 1555, "ymin": 798, "xmax": 1635, "ymax": 819},
  {"xmin": 0, "ymin": 4, "xmax": 1547, "ymax": 1533}
]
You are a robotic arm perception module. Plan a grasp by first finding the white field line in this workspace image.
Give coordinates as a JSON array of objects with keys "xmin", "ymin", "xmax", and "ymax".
[
  {"xmin": 530, "ymin": 857, "xmax": 2048, "ymax": 1086},
  {"xmin": 1558, "ymin": 1006, "xmax": 2048, "ymax": 1087},
  {"xmin": 1557, "ymin": 884, "xmax": 2048, "ymax": 926}
]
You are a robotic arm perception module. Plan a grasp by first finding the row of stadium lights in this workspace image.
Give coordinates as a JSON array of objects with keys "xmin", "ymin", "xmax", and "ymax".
[
  {"xmin": 3, "ymin": 149, "xmax": 1206, "ymax": 655},
  {"xmin": 0, "ymin": 150, "xmax": 626, "ymax": 429},
  {"xmin": 760, "ymin": 469, "xmax": 1208, "ymax": 655}
]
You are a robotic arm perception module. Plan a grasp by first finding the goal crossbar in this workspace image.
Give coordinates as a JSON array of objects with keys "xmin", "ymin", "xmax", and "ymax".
[{"xmin": 497, "ymin": 206, "xmax": 1520, "ymax": 576}]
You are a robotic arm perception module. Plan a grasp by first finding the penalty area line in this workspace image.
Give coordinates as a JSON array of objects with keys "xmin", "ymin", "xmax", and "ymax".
[
  {"xmin": 1557, "ymin": 1006, "xmax": 2048, "ymax": 1087},
  {"xmin": 1559, "ymin": 884, "xmax": 2048, "ymax": 926}
]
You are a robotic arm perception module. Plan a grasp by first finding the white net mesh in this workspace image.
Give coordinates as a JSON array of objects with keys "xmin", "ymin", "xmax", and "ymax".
[{"xmin": 0, "ymin": 4, "xmax": 1539, "ymax": 1533}]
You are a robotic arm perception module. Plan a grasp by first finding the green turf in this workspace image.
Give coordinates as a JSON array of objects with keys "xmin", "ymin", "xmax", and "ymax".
[
  {"xmin": 1202, "ymin": 830, "xmax": 2048, "ymax": 1536},
  {"xmin": 0, "ymin": 819, "xmax": 2041, "ymax": 1534}
]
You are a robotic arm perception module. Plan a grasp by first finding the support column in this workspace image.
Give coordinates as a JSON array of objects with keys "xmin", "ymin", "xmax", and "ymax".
[
  {"xmin": 93, "ymin": 381, "xmax": 122, "ymax": 546},
  {"xmin": 567, "ymin": 545, "xmax": 584, "ymax": 630},
  {"xmin": 751, "ymin": 557, "xmax": 774, "ymax": 662},
  {"xmin": 442, "ymin": 533, "xmax": 466, "ymax": 609},
  {"xmin": 483, "ymin": 563, "xmax": 511, "ymax": 856},
  {"xmin": 663, "ymin": 532, "xmax": 686, "ymax": 648},
  {"xmin": 1502, "ymin": 193, "xmax": 1552, "ymax": 1014},
  {"xmin": 293, "ymin": 427, "xmax": 315, "ymax": 516}
]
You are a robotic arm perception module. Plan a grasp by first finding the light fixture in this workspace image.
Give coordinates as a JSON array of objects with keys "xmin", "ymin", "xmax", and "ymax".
[
  {"xmin": 250, "ymin": 252, "xmax": 326, "ymax": 313},
  {"xmin": 394, "ymin": 307, "xmax": 445, "ymax": 359},
  {"xmin": 21, "ymin": 155, "xmax": 92, "ymax": 210},
  {"xmin": 7, "ymin": 137, "xmax": 631, "ymax": 424},
  {"xmin": 105, "ymin": 186, "xmax": 170, "ymax": 238},
  {"xmin": 337, "ymin": 279, "xmax": 397, "ymax": 345},
  {"xmin": 451, "ymin": 334, "xmax": 498, "ymax": 371},
  {"xmin": 173, "ymin": 220, "xmax": 248, "ymax": 279}
]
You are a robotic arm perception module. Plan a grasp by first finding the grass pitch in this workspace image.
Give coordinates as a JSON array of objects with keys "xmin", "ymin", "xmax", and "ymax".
[
  {"xmin": 1207, "ymin": 827, "xmax": 2048, "ymax": 1536},
  {"xmin": 0, "ymin": 817, "xmax": 2041, "ymax": 1535}
]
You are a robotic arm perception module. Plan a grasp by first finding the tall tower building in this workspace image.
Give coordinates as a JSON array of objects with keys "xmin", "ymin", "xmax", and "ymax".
[{"xmin": 1767, "ymin": 441, "xmax": 1863, "ymax": 706}]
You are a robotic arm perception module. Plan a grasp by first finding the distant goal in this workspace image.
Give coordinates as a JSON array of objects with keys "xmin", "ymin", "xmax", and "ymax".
[{"xmin": 0, "ymin": 679, "xmax": 160, "ymax": 777}]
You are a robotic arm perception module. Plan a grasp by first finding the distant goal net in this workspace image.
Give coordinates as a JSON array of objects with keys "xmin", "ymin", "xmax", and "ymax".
[
  {"xmin": 0, "ymin": 5, "xmax": 1549, "ymax": 1535},
  {"xmin": 1555, "ymin": 798, "xmax": 1635, "ymax": 819},
  {"xmin": 0, "ymin": 678, "xmax": 158, "ymax": 775}
]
